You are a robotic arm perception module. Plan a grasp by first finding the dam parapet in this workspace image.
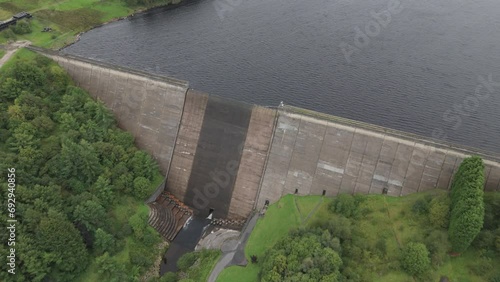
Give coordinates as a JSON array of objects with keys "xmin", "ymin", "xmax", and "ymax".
[{"xmin": 28, "ymin": 47, "xmax": 500, "ymax": 224}]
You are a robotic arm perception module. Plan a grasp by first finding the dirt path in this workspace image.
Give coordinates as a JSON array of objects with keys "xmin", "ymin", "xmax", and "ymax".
[{"xmin": 0, "ymin": 40, "xmax": 31, "ymax": 68}]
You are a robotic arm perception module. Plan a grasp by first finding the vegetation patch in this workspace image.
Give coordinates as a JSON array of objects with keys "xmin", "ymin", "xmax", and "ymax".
[
  {"xmin": 0, "ymin": 0, "xmax": 180, "ymax": 48},
  {"xmin": 219, "ymin": 186, "xmax": 500, "ymax": 282},
  {"xmin": 0, "ymin": 50, "xmax": 165, "ymax": 281},
  {"xmin": 35, "ymin": 8, "xmax": 103, "ymax": 31},
  {"xmin": 149, "ymin": 249, "xmax": 221, "ymax": 282}
]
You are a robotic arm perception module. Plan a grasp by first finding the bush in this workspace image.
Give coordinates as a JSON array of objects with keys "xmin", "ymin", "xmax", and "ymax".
[
  {"xmin": 424, "ymin": 230, "xmax": 450, "ymax": 268},
  {"xmin": 11, "ymin": 19, "xmax": 32, "ymax": 35},
  {"xmin": 412, "ymin": 199, "xmax": 430, "ymax": 215},
  {"xmin": 2, "ymin": 28, "xmax": 17, "ymax": 40},
  {"xmin": 473, "ymin": 230, "xmax": 495, "ymax": 250},
  {"xmin": 468, "ymin": 257, "xmax": 493, "ymax": 276},
  {"xmin": 428, "ymin": 195, "xmax": 451, "ymax": 228},
  {"xmin": 177, "ymin": 252, "xmax": 198, "ymax": 271},
  {"xmin": 330, "ymin": 194, "xmax": 359, "ymax": 218},
  {"xmin": 160, "ymin": 272, "xmax": 178, "ymax": 282},
  {"xmin": 401, "ymin": 242, "xmax": 430, "ymax": 276}
]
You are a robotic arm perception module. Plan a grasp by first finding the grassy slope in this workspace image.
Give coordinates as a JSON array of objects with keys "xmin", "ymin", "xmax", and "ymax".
[
  {"xmin": 218, "ymin": 191, "xmax": 499, "ymax": 282},
  {"xmin": 0, "ymin": 0, "xmax": 177, "ymax": 48},
  {"xmin": 218, "ymin": 195, "xmax": 302, "ymax": 282}
]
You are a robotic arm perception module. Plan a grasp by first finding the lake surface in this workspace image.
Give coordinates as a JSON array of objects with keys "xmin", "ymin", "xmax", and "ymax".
[{"xmin": 63, "ymin": 0, "xmax": 500, "ymax": 153}]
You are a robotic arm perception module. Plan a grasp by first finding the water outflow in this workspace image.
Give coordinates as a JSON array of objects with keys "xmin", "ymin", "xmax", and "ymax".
[{"xmin": 160, "ymin": 216, "xmax": 211, "ymax": 275}]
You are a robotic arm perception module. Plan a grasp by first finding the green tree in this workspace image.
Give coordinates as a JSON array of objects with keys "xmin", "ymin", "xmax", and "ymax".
[
  {"xmin": 92, "ymin": 175, "xmax": 114, "ymax": 207},
  {"xmin": 73, "ymin": 200, "xmax": 107, "ymax": 231},
  {"xmin": 128, "ymin": 209, "xmax": 149, "ymax": 240},
  {"xmin": 0, "ymin": 78, "xmax": 24, "ymax": 101},
  {"xmin": 401, "ymin": 242, "xmax": 430, "ymax": 276},
  {"xmin": 94, "ymin": 228, "xmax": 116, "ymax": 255},
  {"xmin": 133, "ymin": 176, "xmax": 151, "ymax": 199},
  {"xmin": 31, "ymin": 115, "xmax": 55, "ymax": 138},
  {"xmin": 95, "ymin": 252, "xmax": 128, "ymax": 282},
  {"xmin": 129, "ymin": 151, "xmax": 158, "ymax": 180},
  {"xmin": 37, "ymin": 210, "xmax": 89, "ymax": 280},
  {"xmin": 448, "ymin": 156, "xmax": 485, "ymax": 253}
]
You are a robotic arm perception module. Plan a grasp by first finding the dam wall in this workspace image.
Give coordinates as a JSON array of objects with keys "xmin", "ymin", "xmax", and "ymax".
[
  {"xmin": 166, "ymin": 90, "xmax": 275, "ymax": 219},
  {"xmin": 28, "ymin": 46, "xmax": 188, "ymax": 174},
  {"xmin": 256, "ymin": 107, "xmax": 500, "ymax": 209},
  {"xmin": 31, "ymin": 48, "xmax": 500, "ymax": 221}
]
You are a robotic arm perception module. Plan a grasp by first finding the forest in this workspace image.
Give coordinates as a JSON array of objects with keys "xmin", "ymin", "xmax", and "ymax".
[{"xmin": 0, "ymin": 50, "xmax": 165, "ymax": 282}]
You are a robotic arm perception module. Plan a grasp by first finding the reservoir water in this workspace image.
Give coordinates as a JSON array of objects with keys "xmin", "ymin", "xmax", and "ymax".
[{"xmin": 63, "ymin": 0, "xmax": 500, "ymax": 153}]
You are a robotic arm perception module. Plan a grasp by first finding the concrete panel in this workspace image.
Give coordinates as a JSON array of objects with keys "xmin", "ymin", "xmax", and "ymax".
[
  {"xmin": 257, "ymin": 113, "xmax": 299, "ymax": 208},
  {"xmin": 437, "ymin": 153, "xmax": 458, "ymax": 189},
  {"xmin": 257, "ymin": 154, "xmax": 288, "ymax": 208},
  {"xmin": 285, "ymin": 119, "xmax": 326, "ymax": 195},
  {"xmin": 167, "ymin": 91, "xmax": 208, "ymax": 201},
  {"xmin": 88, "ymin": 65, "xmax": 101, "ymax": 95},
  {"xmin": 378, "ymin": 137, "xmax": 399, "ymax": 164},
  {"xmin": 388, "ymin": 143, "xmax": 413, "ymax": 195},
  {"xmin": 340, "ymin": 174, "xmax": 356, "ymax": 194},
  {"xmin": 229, "ymin": 106, "xmax": 276, "ymax": 219},
  {"xmin": 345, "ymin": 151, "xmax": 364, "ymax": 178},
  {"xmin": 485, "ymin": 165, "xmax": 500, "ymax": 191}
]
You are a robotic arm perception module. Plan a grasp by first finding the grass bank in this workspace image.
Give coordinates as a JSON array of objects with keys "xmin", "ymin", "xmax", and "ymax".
[
  {"xmin": 218, "ymin": 191, "xmax": 500, "ymax": 282},
  {"xmin": 0, "ymin": 0, "xmax": 182, "ymax": 49}
]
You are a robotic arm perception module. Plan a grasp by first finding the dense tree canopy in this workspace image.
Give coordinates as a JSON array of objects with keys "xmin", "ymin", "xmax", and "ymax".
[
  {"xmin": 261, "ymin": 229, "xmax": 343, "ymax": 282},
  {"xmin": 0, "ymin": 53, "xmax": 162, "ymax": 281}
]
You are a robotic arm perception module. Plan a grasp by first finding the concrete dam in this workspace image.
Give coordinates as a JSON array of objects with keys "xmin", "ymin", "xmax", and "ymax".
[{"xmin": 31, "ymin": 47, "xmax": 500, "ymax": 238}]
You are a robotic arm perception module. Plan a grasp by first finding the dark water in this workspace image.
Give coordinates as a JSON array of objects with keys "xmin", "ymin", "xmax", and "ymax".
[
  {"xmin": 63, "ymin": 0, "xmax": 500, "ymax": 153},
  {"xmin": 160, "ymin": 216, "xmax": 210, "ymax": 274}
]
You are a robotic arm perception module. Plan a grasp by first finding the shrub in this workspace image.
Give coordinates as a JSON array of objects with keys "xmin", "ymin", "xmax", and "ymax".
[
  {"xmin": 11, "ymin": 19, "xmax": 32, "ymax": 35},
  {"xmin": 473, "ymin": 230, "xmax": 495, "ymax": 249},
  {"xmin": 424, "ymin": 230, "xmax": 450, "ymax": 268},
  {"xmin": 401, "ymin": 242, "xmax": 430, "ymax": 276},
  {"xmin": 330, "ymin": 194, "xmax": 358, "ymax": 218},
  {"xmin": 177, "ymin": 252, "xmax": 198, "ymax": 271},
  {"xmin": 325, "ymin": 216, "xmax": 352, "ymax": 241},
  {"xmin": 468, "ymin": 257, "xmax": 493, "ymax": 276},
  {"xmin": 411, "ymin": 199, "xmax": 429, "ymax": 215},
  {"xmin": 428, "ymin": 195, "xmax": 451, "ymax": 228},
  {"xmin": 160, "ymin": 272, "xmax": 178, "ymax": 282}
]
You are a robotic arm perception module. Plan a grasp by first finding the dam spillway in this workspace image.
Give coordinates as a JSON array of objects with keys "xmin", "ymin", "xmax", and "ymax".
[{"xmin": 30, "ymin": 47, "xmax": 500, "ymax": 224}]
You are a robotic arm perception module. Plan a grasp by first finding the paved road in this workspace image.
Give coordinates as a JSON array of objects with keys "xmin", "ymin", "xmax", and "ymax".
[
  {"xmin": 0, "ymin": 40, "xmax": 31, "ymax": 68},
  {"xmin": 208, "ymin": 213, "xmax": 259, "ymax": 282}
]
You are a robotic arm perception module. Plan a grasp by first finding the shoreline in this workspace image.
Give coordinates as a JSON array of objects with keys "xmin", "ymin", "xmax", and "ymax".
[{"xmin": 57, "ymin": 0, "xmax": 192, "ymax": 51}]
